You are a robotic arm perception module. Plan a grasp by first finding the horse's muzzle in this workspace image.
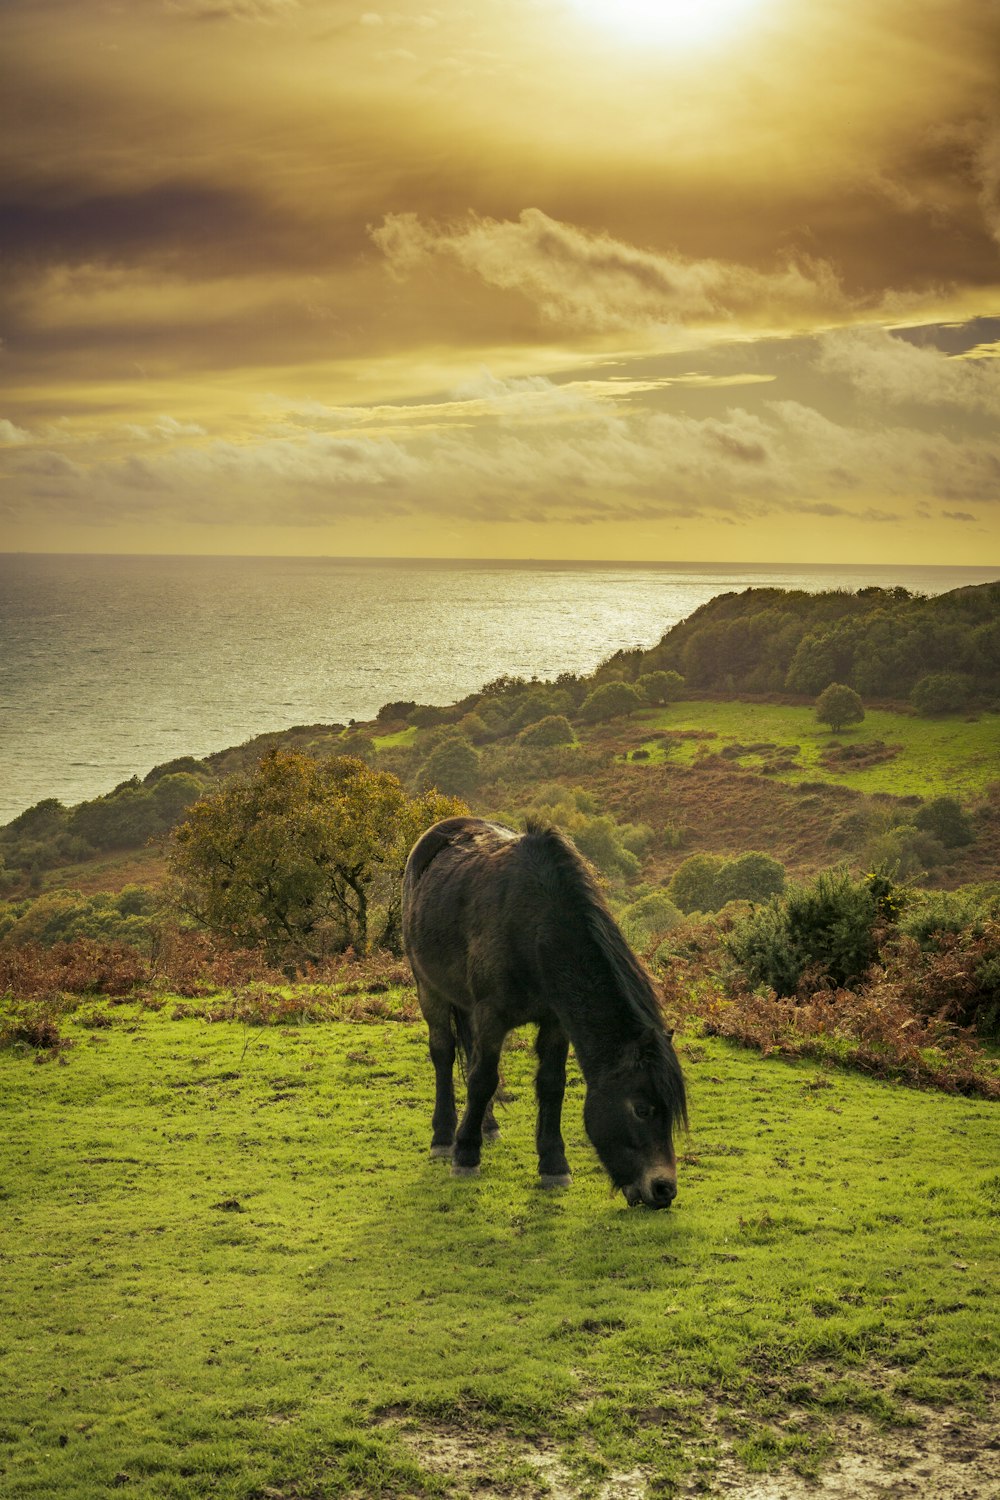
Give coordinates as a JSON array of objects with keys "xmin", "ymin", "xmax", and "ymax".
[{"xmin": 624, "ymin": 1175, "xmax": 677, "ymax": 1210}]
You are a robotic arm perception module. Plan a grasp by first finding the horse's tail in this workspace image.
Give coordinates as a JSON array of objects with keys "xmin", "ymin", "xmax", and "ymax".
[{"xmin": 451, "ymin": 1006, "xmax": 474, "ymax": 1079}]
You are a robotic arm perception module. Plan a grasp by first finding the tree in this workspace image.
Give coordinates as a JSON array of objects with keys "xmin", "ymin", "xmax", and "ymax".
[
  {"xmin": 579, "ymin": 680, "xmax": 645, "ymax": 723},
  {"xmin": 170, "ymin": 751, "xmax": 463, "ymax": 961},
  {"xmin": 517, "ymin": 714, "xmax": 575, "ymax": 747},
  {"xmin": 815, "ymin": 683, "xmax": 865, "ymax": 733},
  {"xmin": 637, "ymin": 670, "xmax": 684, "ymax": 706}
]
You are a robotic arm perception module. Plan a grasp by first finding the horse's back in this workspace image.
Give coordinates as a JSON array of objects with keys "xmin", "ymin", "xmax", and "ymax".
[{"xmin": 402, "ymin": 817, "xmax": 536, "ymax": 1011}]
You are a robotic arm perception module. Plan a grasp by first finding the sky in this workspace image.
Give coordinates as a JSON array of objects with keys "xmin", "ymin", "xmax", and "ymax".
[{"xmin": 1, "ymin": 0, "xmax": 999, "ymax": 563}]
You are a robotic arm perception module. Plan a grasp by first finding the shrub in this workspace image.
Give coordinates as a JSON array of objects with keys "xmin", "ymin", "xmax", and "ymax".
[
  {"xmin": 507, "ymin": 688, "xmax": 573, "ymax": 734},
  {"xmin": 142, "ymin": 757, "xmax": 210, "ymax": 787},
  {"xmin": 456, "ymin": 712, "xmax": 489, "ymax": 743},
  {"xmin": 376, "ymin": 700, "xmax": 417, "ymax": 724},
  {"xmin": 913, "ymin": 795, "xmax": 974, "ymax": 848},
  {"xmin": 407, "ymin": 704, "xmax": 450, "ymax": 729},
  {"xmin": 4, "ymin": 798, "xmax": 67, "ymax": 838},
  {"xmin": 715, "ymin": 852, "xmax": 787, "ymax": 905},
  {"xmin": 876, "ymin": 921, "xmax": 1000, "ymax": 1040},
  {"xmin": 579, "ymin": 681, "xmax": 645, "ymax": 723},
  {"xmin": 517, "ymin": 715, "xmax": 575, "ymax": 748},
  {"xmin": 668, "ymin": 854, "xmax": 726, "ymax": 914},
  {"xmin": 815, "ymin": 683, "xmax": 865, "ymax": 733},
  {"xmin": 619, "ymin": 890, "xmax": 684, "ymax": 951},
  {"xmin": 724, "ymin": 867, "xmax": 902, "ymax": 996},
  {"xmin": 861, "ymin": 825, "xmax": 946, "ymax": 879},
  {"xmin": 910, "ymin": 672, "xmax": 973, "ymax": 715},
  {"xmin": 420, "ymin": 735, "xmax": 480, "ymax": 796}
]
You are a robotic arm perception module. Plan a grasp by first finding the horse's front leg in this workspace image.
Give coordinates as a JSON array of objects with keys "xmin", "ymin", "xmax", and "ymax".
[
  {"xmin": 453, "ymin": 1012, "xmax": 506, "ymax": 1178},
  {"xmin": 535, "ymin": 1017, "xmax": 571, "ymax": 1188}
]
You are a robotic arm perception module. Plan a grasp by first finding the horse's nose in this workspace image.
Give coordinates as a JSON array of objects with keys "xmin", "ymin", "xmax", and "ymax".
[{"xmin": 649, "ymin": 1176, "xmax": 676, "ymax": 1208}]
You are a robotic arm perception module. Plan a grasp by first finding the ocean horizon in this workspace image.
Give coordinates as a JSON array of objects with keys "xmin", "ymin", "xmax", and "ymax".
[{"xmin": 2, "ymin": 553, "xmax": 998, "ymax": 825}]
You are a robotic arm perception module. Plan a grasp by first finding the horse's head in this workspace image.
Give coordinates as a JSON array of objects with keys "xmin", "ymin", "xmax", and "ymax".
[{"xmin": 583, "ymin": 1027, "xmax": 687, "ymax": 1209}]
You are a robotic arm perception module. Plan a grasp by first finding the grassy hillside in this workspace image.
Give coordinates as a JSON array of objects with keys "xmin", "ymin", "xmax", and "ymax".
[
  {"xmin": 628, "ymin": 703, "xmax": 1000, "ymax": 801},
  {"xmin": 2, "ymin": 1005, "xmax": 998, "ymax": 1498}
]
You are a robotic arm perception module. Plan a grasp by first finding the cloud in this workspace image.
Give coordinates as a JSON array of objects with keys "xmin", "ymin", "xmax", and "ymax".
[
  {"xmin": 370, "ymin": 209, "xmax": 851, "ymax": 331},
  {"xmin": 166, "ymin": 0, "xmax": 299, "ymax": 21},
  {"xmin": 123, "ymin": 416, "xmax": 208, "ymax": 441},
  {"xmin": 6, "ymin": 362, "xmax": 999, "ymax": 533},
  {"xmin": 974, "ymin": 119, "xmax": 1000, "ymax": 247},
  {"xmin": 817, "ymin": 325, "xmax": 1000, "ymax": 414},
  {"xmin": 0, "ymin": 419, "xmax": 30, "ymax": 445}
]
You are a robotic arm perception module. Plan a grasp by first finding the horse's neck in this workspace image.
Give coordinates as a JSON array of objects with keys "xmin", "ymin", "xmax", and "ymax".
[{"xmin": 548, "ymin": 967, "xmax": 646, "ymax": 1084}]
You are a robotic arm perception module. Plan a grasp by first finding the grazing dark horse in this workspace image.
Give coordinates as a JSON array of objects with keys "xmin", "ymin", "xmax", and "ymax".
[{"xmin": 402, "ymin": 816, "xmax": 687, "ymax": 1208}]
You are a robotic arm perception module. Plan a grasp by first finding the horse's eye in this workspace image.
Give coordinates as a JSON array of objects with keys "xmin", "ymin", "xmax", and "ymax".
[{"xmin": 632, "ymin": 1101, "xmax": 655, "ymax": 1121}]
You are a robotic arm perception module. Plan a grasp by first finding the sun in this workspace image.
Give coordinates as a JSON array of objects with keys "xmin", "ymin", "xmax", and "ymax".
[{"xmin": 568, "ymin": 0, "xmax": 766, "ymax": 49}]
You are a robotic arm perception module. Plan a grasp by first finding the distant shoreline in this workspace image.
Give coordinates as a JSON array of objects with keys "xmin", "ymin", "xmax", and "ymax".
[{"xmin": 3, "ymin": 553, "xmax": 998, "ymax": 573}]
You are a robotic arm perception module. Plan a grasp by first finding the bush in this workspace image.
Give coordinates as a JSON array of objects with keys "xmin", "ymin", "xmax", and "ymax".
[
  {"xmin": 407, "ymin": 704, "xmax": 450, "ymax": 729},
  {"xmin": 668, "ymin": 851, "xmax": 786, "ymax": 913},
  {"xmin": 815, "ymin": 683, "xmax": 865, "ymax": 733},
  {"xmin": 861, "ymin": 825, "xmax": 945, "ymax": 879},
  {"xmin": 619, "ymin": 890, "xmax": 684, "ymax": 951},
  {"xmin": 715, "ymin": 852, "xmax": 787, "ymax": 905},
  {"xmin": 509, "ymin": 787, "xmax": 650, "ymax": 883},
  {"xmin": 376, "ymin": 700, "xmax": 417, "ymax": 724},
  {"xmin": 668, "ymin": 854, "xmax": 726, "ymax": 914},
  {"xmin": 0, "ymin": 886, "xmax": 161, "ymax": 947},
  {"xmin": 517, "ymin": 715, "xmax": 575, "ymax": 748},
  {"xmin": 142, "ymin": 757, "xmax": 210, "ymax": 787},
  {"xmin": 910, "ymin": 672, "xmax": 973, "ymax": 715},
  {"xmin": 420, "ymin": 735, "xmax": 480, "ymax": 796},
  {"xmin": 579, "ymin": 681, "xmax": 645, "ymax": 723},
  {"xmin": 724, "ymin": 867, "xmax": 902, "ymax": 996},
  {"xmin": 913, "ymin": 795, "xmax": 974, "ymax": 848}
]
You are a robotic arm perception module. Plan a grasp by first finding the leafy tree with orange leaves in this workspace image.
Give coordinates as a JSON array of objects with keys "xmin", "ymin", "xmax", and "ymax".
[{"xmin": 171, "ymin": 751, "xmax": 462, "ymax": 963}]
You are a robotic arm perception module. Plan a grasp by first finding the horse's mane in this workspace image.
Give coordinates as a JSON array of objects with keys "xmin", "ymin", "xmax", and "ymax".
[
  {"xmin": 522, "ymin": 816, "xmax": 656, "ymax": 1013},
  {"xmin": 522, "ymin": 818, "xmax": 687, "ymax": 1128}
]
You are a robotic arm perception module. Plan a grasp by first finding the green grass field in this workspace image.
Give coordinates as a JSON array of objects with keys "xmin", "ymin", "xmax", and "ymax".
[
  {"xmin": 630, "ymin": 703, "xmax": 1000, "ymax": 800},
  {"xmin": 3, "ymin": 1005, "xmax": 998, "ymax": 1497}
]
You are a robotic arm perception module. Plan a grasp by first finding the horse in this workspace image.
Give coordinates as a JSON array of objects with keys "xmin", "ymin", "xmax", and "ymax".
[{"xmin": 402, "ymin": 815, "xmax": 687, "ymax": 1208}]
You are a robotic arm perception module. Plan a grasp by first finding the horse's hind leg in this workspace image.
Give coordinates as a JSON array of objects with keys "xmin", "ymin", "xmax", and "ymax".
[
  {"xmin": 418, "ymin": 984, "xmax": 458, "ymax": 1157},
  {"xmin": 453, "ymin": 1010, "xmax": 506, "ymax": 1178},
  {"xmin": 535, "ymin": 1018, "xmax": 571, "ymax": 1188},
  {"xmin": 453, "ymin": 1007, "xmax": 500, "ymax": 1141}
]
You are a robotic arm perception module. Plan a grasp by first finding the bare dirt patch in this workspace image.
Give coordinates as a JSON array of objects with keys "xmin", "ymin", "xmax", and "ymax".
[
  {"xmin": 378, "ymin": 1401, "xmax": 1000, "ymax": 1499},
  {"xmin": 701, "ymin": 1404, "xmax": 1000, "ymax": 1499}
]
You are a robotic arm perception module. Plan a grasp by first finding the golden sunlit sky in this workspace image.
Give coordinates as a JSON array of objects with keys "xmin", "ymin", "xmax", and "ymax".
[{"xmin": 2, "ymin": 0, "xmax": 999, "ymax": 562}]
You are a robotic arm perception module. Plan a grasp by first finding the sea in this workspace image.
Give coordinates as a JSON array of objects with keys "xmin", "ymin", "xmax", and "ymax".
[{"xmin": 2, "ymin": 554, "xmax": 998, "ymax": 826}]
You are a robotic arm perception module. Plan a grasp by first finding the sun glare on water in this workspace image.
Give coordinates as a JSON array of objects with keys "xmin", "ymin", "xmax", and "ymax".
[{"xmin": 568, "ymin": 0, "xmax": 766, "ymax": 49}]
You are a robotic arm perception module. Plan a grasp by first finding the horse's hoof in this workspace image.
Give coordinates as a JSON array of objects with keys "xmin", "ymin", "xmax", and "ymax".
[
  {"xmin": 429, "ymin": 1145, "xmax": 454, "ymax": 1159},
  {"xmin": 451, "ymin": 1163, "xmax": 481, "ymax": 1179},
  {"xmin": 482, "ymin": 1128, "xmax": 501, "ymax": 1143},
  {"xmin": 538, "ymin": 1173, "xmax": 572, "ymax": 1189}
]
